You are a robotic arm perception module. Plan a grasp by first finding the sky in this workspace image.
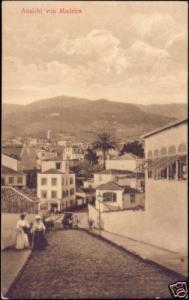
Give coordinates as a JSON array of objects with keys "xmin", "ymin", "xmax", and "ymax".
[{"xmin": 2, "ymin": 1, "xmax": 188, "ymax": 105}]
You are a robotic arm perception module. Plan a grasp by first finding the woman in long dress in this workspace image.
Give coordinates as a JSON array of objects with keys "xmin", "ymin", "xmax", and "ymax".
[
  {"xmin": 15, "ymin": 213, "xmax": 30, "ymax": 250},
  {"xmin": 32, "ymin": 215, "xmax": 48, "ymax": 251}
]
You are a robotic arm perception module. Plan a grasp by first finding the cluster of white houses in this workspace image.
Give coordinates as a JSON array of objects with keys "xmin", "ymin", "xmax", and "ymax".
[
  {"xmin": 88, "ymin": 118, "xmax": 187, "ymax": 254},
  {"xmin": 83, "ymin": 153, "xmax": 146, "ymax": 212},
  {"xmin": 1, "ymin": 141, "xmax": 146, "ymax": 213},
  {"xmin": 1, "ymin": 144, "xmax": 77, "ymax": 212},
  {"xmin": 1, "ymin": 118, "xmax": 187, "ymax": 244}
]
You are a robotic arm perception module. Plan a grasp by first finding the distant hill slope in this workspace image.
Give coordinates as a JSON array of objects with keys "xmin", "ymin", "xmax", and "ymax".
[
  {"xmin": 3, "ymin": 95, "xmax": 185, "ymax": 141},
  {"xmin": 137, "ymin": 103, "xmax": 187, "ymax": 120}
]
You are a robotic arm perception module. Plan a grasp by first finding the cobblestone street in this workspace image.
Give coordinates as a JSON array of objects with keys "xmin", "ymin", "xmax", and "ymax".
[{"xmin": 8, "ymin": 230, "xmax": 184, "ymax": 299}]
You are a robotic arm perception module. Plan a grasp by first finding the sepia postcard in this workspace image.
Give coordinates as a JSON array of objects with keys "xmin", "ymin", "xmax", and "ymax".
[{"xmin": 1, "ymin": 1, "xmax": 188, "ymax": 299}]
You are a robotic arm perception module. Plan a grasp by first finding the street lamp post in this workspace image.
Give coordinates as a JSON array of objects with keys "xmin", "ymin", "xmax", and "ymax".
[{"xmin": 98, "ymin": 192, "xmax": 103, "ymax": 235}]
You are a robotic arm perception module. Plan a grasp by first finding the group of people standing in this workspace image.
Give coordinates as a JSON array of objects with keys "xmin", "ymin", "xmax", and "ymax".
[{"xmin": 15, "ymin": 213, "xmax": 48, "ymax": 251}]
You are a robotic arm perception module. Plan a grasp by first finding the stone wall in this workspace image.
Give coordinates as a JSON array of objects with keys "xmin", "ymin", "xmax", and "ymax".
[{"xmin": 89, "ymin": 196, "xmax": 187, "ymax": 255}]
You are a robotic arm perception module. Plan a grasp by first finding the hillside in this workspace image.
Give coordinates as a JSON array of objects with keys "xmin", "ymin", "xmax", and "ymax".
[
  {"xmin": 137, "ymin": 103, "xmax": 187, "ymax": 120},
  {"xmin": 2, "ymin": 95, "xmax": 184, "ymax": 142}
]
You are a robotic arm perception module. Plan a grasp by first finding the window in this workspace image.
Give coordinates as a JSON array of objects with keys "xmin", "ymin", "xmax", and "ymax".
[
  {"xmin": 115, "ymin": 176, "xmax": 119, "ymax": 183},
  {"xmin": 56, "ymin": 162, "xmax": 61, "ymax": 170},
  {"xmin": 148, "ymin": 170, "xmax": 152, "ymax": 178},
  {"xmin": 41, "ymin": 190, "xmax": 47, "ymax": 198},
  {"xmin": 9, "ymin": 177, "xmax": 14, "ymax": 184},
  {"xmin": 1, "ymin": 177, "xmax": 5, "ymax": 186},
  {"xmin": 51, "ymin": 191, "xmax": 57, "ymax": 199},
  {"xmin": 17, "ymin": 177, "xmax": 23, "ymax": 184},
  {"xmin": 41, "ymin": 178, "xmax": 47, "ymax": 185},
  {"xmin": 154, "ymin": 149, "xmax": 159, "ymax": 157},
  {"xmin": 160, "ymin": 147, "xmax": 167, "ymax": 156},
  {"xmin": 103, "ymin": 192, "xmax": 117, "ymax": 202},
  {"xmin": 70, "ymin": 177, "xmax": 73, "ymax": 184},
  {"xmin": 160, "ymin": 168, "xmax": 167, "ymax": 179},
  {"xmin": 178, "ymin": 143, "xmax": 187, "ymax": 153},
  {"xmin": 169, "ymin": 162, "xmax": 176, "ymax": 180},
  {"xmin": 130, "ymin": 193, "xmax": 135, "ymax": 203},
  {"xmin": 70, "ymin": 188, "xmax": 75, "ymax": 195},
  {"xmin": 141, "ymin": 181, "xmax": 145, "ymax": 191},
  {"xmin": 51, "ymin": 178, "xmax": 57, "ymax": 186},
  {"xmin": 168, "ymin": 145, "xmax": 176, "ymax": 155},
  {"xmin": 178, "ymin": 157, "xmax": 187, "ymax": 180},
  {"xmin": 62, "ymin": 178, "xmax": 64, "ymax": 185}
]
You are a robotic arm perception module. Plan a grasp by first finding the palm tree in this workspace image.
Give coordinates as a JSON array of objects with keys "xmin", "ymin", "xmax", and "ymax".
[{"xmin": 93, "ymin": 132, "xmax": 117, "ymax": 169}]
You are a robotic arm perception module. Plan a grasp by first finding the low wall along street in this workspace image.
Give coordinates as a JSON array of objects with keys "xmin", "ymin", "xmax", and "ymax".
[
  {"xmin": 88, "ymin": 203, "xmax": 187, "ymax": 255},
  {"xmin": 1, "ymin": 186, "xmax": 39, "ymax": 250},
  {"xmin": 2, "ymin": 213, "xmax": 36, "ymax": 250}
]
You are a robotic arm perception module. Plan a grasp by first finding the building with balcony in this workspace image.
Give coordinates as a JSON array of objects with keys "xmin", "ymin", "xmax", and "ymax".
[{"xmin": 142, "ymin": 118, "xmax": 187, "ymax": 253}]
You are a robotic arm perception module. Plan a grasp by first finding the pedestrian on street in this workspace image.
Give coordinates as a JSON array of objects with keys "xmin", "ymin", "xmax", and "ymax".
[
  {"xmin": 73, "ymin": 215, "xmax": 79, "ymax": 229},
  {"xmin": 88, "ymin": 218, "xmax": 93, "ymax": 230},
  {"xmin": 32, "ymin": 215, "xmax": 48, "ymax": 251},
  {"xmin": 15, "ymin": 213, "xmax": 30, "ymax": 250}
]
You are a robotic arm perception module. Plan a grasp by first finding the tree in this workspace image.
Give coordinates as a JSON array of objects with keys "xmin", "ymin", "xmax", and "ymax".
[
  {"xmin": 120, "ymin": 140, "xmax": 144, "ymax": 158},
  {"xmin": 93, "ymin": 132, "xmax": 117, "ymax": 169},
  {"xmin": 70, "ymin": 160, "xmax": 103, "ymax": 179},
  {"xmin": 84, "ymin": 148, "xmax": 99, "ymax": 166}
]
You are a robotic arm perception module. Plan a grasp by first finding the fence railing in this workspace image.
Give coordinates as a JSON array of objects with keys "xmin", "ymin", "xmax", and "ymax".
[{"xmin": 1, "ymin": 186, "xmax": 38, "ymax": 214}]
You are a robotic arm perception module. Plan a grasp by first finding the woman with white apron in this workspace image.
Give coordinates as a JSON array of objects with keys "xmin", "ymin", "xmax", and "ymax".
[{"xmin": 15, "ymin": 213, "xmax": 30, "ymax": 250}]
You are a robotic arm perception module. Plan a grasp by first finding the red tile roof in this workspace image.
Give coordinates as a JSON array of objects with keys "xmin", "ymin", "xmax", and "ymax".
[
  {"xmin": 42, "ymin": 169, "xmax": 65, "ymax": 174},
  {"xmin": 1, "ymin": 166, "xmax": 25, "ymax": 175},
  {"xmin": 96, "ymin": 169, "xmax": 135, "ymax": 175},
  {"xmin": 110, "ymin": 153, "xmax": 140, "ymax": 160},
  {"xmin": 123, "ymin": 186, "xmax": 142, "ymax": 193},
  {"xmin": 96, "ymin": 181, "xmax": 124, "ymax": 191},
  {"xmin": 141, "ymin": 118, "xmax": 188, "ymax": 139},
  {"xmin": 2, "ymin": 146, "xmax": 23, "ymax": 160}
]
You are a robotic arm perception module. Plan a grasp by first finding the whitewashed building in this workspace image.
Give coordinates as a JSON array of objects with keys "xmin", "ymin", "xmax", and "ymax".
[
  {"xmin": 89, "ymin": 119, "xmax": 188, "ymax": 255},
  {"xmin": 142, "ymin": 118, "xmax": 188, "ymax": 253},
  {"xmin": 1, "ymin": 166, "xmax": 26, "ymax": 187},
  {"xmin": 95, "ymin": 181, "xmax": 144, "ymax": 212},
  {"xmin": 37, "ymin": 160, "xmax": 76, "ymax": 212},
  {"xmin": 2, "ymin": 144, "xmax": 37, "ymax": 171},
  {"xmin": 62, "ymin": 146, "xmax": 84, "ymax": 161},
  {"xmin": 93, "ymin": 169, "xmax": 144, "ymax": 190},
  {"xmin": 41, "ymin": 159, "xmax": 69, "ymax": 173},
  {"xmin": 105, "ymin": 153, "xmax": 144, "ymax": 171}
]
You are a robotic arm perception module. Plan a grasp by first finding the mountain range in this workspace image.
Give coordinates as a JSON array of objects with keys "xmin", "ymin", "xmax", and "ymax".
[{"xmin": 2, "ymin": 96, "xmax": 187, "ymax": 142}]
